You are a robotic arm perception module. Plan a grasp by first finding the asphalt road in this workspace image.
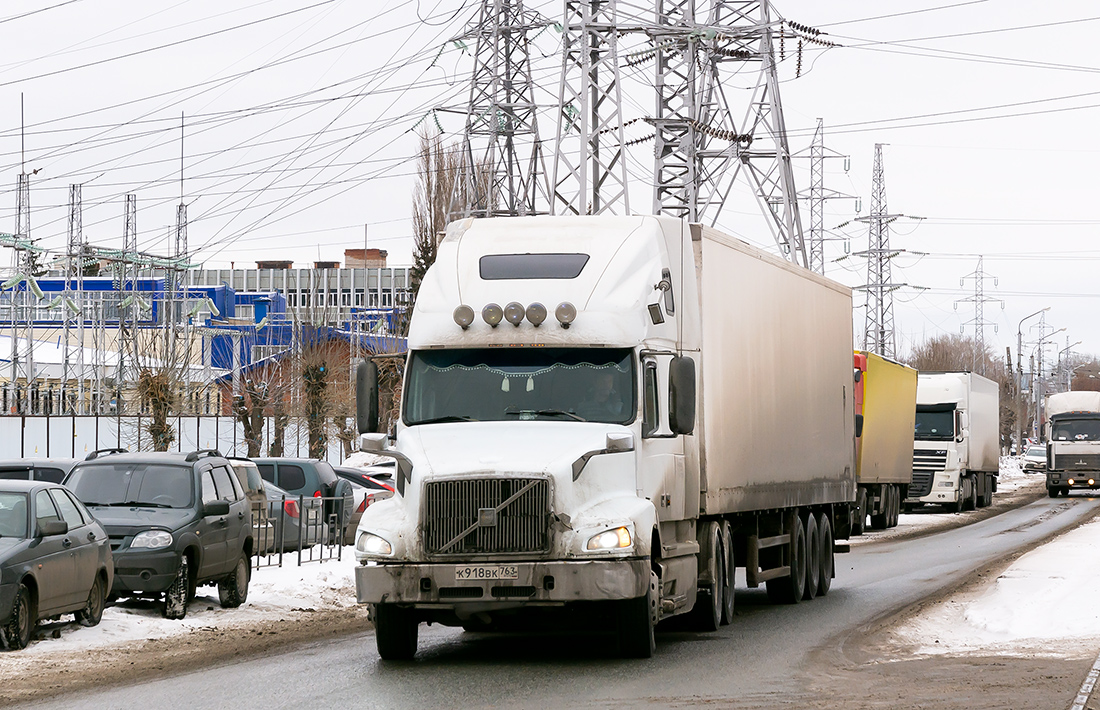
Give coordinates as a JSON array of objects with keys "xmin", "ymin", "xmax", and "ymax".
[{"xmin": 29, "ymin": 494, "xmax": 1100, "ymax": 710}]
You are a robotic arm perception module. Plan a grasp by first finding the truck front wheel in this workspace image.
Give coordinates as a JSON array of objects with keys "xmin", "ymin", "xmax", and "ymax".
[
  {"xmin": 617, "ymin": 569, "xmax": 658, "ymax": 658},
  {"xmin": 1047, "ymin": 486, "xmax": 1059, "ymax": 498},
  {"xmin": 374, "ymin": 604, "xmax": 418, "ymax": 661}
]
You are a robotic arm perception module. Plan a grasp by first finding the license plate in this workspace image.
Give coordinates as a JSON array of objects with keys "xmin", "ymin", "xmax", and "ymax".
[{"xmin": 454, "ymin": 565, "xmax": 519, "ymax": 581}]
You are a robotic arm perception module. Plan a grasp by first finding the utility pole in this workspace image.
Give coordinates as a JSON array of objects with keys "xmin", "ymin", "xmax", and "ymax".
[
  {"xmin": 853, "ymin": 144, "xmax": 906, "ymax": 358},
  {"xmin": 453, "ymin": 0, "xmax": 549, "ymax": 219},
  {"xmin": 954, "ymin": 255, "xmax": 1002, "ymax": 376},
  {"xmin": 551, "ymin": 0, "xmax": 630, "ymax": 216}
]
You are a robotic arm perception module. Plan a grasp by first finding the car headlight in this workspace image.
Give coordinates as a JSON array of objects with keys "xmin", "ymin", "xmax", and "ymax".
[
  {"xmin": 586, "ymin": 526, "xmax": 632, "ymax": 551},
  {"xmin": 356, "ymin": 531, "xmax": 393, "ymax": 556},
  {"xmin": 130, "ymin": 530, "xmax": 173, "ymax": 549}
]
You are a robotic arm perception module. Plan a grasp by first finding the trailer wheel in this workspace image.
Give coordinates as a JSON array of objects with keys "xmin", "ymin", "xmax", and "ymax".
[
  {"xmin": 617, "ymin": 569, "xmax": 658, "ymax": 658},
  {"xmin": 374, "ymin": 604, "xmax": 418, "ymax": 661},
  {"xmin": 852, "ymin": 490, "xmax": 867, "ymax": 536},
  {"xmin": 978, "ymin": 475, "xmax": 993, "ymax": 507},
  {"xmin": 803, "ymin": 513, "xmax": 819, "ymax": 601},
  {"xmin": 720, "ymin": 521, "xmax": 735, "ymax": 626},
  {"xmin": 888, "ymin": 486, "xmax": 900, "ymax": 528},
  {"xmin": 870, "ymin": 487, "xmax": 888, "ymax": 530},
  {"xmin": 817, "ymin": 513, "xmax": 834, "ymax": 597},
  {"xmin": 766, "ymin": 515, "xmax": 805, "ymax": 605}
]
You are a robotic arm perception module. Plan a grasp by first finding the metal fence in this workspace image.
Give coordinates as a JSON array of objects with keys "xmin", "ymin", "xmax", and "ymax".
[
  {"xmin": 249, "ymin": 493, "xmax": 348, "ymax": 569},
  {"xmin": 0, "ymin": 414, "xmax": 348, "ymax": 461}
]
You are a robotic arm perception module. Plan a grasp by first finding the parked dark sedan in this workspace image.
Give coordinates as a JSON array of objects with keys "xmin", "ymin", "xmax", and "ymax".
[{"xmin": 0, "ymin": 480, "xmax": 113, "ymax": 650}]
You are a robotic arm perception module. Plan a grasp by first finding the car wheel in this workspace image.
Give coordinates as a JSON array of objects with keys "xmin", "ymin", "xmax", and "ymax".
[
  {"xmin": 164, "ymin": 556, "xmax": 189, "ymax": 620},
  {"xmin": 75, "ymin": 573, "xmax": 107, "ymax": 627},
  {"xmin": 219, "ymin": 553, "xmax": 250, "ymax": 608},
  {"xmin": 4, "ymin": 583, "xmax": 34, "ymax": 650}
]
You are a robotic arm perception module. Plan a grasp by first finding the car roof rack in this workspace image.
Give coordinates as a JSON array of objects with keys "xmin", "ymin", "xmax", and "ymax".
[
  {"xmin": 85, "ymin": 448, "xmax": 128, "ymax": 461},
  {"xmin": 185, "ymin": 449, "xmax": 224, "ymax": 462}
]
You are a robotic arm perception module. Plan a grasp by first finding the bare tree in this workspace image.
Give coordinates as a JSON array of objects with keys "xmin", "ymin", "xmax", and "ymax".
[{"xmin": 124, "ymin": 321, "xmax": 208, "ymax": 452}]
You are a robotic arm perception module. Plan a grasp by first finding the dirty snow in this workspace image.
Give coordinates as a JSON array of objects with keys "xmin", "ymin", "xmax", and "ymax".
[{"xmin": 5, "ymin": 550, "xmax": 359, "ymax": 658}]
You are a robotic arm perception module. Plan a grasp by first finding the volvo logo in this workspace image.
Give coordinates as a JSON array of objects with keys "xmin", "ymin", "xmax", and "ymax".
[{"xmin": 477, "ymin": 508, "xmax": 498, "ymax": 527}]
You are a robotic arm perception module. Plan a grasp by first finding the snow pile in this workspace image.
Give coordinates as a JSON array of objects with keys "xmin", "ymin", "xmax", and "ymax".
[
  {"xmin": 893, "ymin": 517, "xmax": 1100, "ymax": 657},
  {"xmin": 4, "ymin": 549, "xmax": 359, "ymax": 659}
]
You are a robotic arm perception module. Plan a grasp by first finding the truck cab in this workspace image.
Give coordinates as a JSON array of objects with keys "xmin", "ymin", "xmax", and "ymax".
[{"xmin": 1044, "ymin": 391, "xmax": 1100, "ymax": 497}]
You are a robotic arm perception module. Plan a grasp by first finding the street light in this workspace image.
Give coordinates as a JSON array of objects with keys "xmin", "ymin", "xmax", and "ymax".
[
  {"xmin": 1032, "ymin": 327, "xmax": 1066, "ymax": 442},
  {"xmin": 1058, "ymin": 340, "xmax": 1083, "ymax": 390},
  {"xmin": 1016, "ymin": 307, "xmax": 1049, "ymax": 451}
]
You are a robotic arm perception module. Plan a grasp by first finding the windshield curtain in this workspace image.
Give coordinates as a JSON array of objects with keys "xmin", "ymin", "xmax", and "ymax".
[
  {"xmin": 1052, "ymin": 417, "xmax": 1100, "ymax": 442},
  {"xmin": 914, "ymin": 406, "xmax": 955, "ymax": 441},
  {"xmin": 0, "ymin": 492, "xmax": 28, "ymax": 538},
  {"xmin": 404, "ymin": 347, "xmax": 636, "ymax": 425},
  {"xmin": 67, "ymin": 464, "xmax": 195, "ymax": 508}
]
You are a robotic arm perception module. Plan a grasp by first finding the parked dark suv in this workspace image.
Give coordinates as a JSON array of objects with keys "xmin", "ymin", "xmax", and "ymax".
[
  {"xmin": 64, "ymin": 449, "xmax": 253, "ymax": 620},
  {"xmin": 254, "ymin": 458, "xmax": 354, "ymax": 542}
]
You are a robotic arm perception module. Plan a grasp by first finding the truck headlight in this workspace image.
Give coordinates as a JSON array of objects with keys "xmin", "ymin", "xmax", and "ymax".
[
  {"xmin": 357, "ymin": 531, "xmax": 393, "ymax": 556},
  {"xmin": 130, "ymin": 530, "xmax": 173, "ymax": 549},
  {"xmin": 586, "ymin": 526, "xmax": 632, "ymax": 551}
]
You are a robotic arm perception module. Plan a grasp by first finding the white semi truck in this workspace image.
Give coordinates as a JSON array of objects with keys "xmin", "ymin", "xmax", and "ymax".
[
  {"xmin": 1044, "ymin": 391, "xmax": 1100, "ymax": 497},
  {"xmin": 907, "ymin": 372, "xmax": 999, "ymax": 512},
  {"xmin": 352, "ymin": 215, "xmax": 856, "ymax": 659}
]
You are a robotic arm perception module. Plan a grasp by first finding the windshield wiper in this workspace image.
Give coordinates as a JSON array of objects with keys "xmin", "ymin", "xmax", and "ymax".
[
  {"xmin": 412, "ymin": 415, "xmax": 478, "ymax": 425},
  {"xmin": 533, "ymin": 409, "xmax": 587, "ymax": 422},
  {"xmin": 104, "ymin": 501, "xmax": 173, "ymax": 508}
]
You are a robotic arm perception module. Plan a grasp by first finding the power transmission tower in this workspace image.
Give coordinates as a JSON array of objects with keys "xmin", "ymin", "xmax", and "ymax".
[
  {"xmin": 64, "ymin": 184, "xmax": 87, "ymax": 414},
  {"xmin": 853, "ymin": 144, "xmax": 907, "ymax": 358},
  {"xmin": 955, "ymin": 255, "xmax": 1002, "ymax": 375},
  {"xmin": 8, "ymin": 171, "xmax": 35, "ymax": 413},
  {"xmin": 794, "ymin": 118, "xmax": 855, "ymax": 275},
  {"xmin": 115, "ymin": 193, "xmax": 138, "ymax": 413},
  {"xmin": 551, "ymin": 0, "xmax": 630, "ymax": 215},
  {"xmin": 454, "ymin": 0, "xmax": 549, "ymax": 218}
]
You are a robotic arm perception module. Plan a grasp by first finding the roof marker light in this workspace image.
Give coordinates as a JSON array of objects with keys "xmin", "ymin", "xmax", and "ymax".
[
  {"xmin": 482, "ymin": 303, "xmax": 503, "ymax": 327},
  {"xmin": 504, "ymin": 302, "xmax": 525, "ymax": 327},
  {"xmin": 555, "ymin": 302, "xmax": 577, "ymax": 328},
  {"xmin": 526, "ymin": 302, "xmax": 547, "ymax": 327},
  {"xmin": 453, "ymin": 305, "xmax": 475, "ymax": 329}
]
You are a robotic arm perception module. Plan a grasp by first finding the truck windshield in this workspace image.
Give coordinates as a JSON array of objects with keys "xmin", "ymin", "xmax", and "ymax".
[
  {"xmin": 914, "ymin": 407, "xmax": 955, "ymax": 441},
  {"xmin": 1052, "ymin": 418, "xmax": 1100, "ymax": 441},
  {"xmin": 404, "ymin": 348, "xmax": 635, "ymax": 425}
]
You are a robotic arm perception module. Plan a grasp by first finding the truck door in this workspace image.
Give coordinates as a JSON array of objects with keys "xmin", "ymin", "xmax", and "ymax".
[{"xmin": 638, "ymin": 354, "xmax": 685, "ymax": 522}]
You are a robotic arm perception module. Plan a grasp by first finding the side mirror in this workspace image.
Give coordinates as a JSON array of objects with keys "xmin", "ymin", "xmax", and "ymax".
[
  {"xmin": 38, "ymin": 520, "xmax": 68, "ymax": 537},
  {"xmin": 356, "ymin": 360, "xmax": 380, "ymax": 434},
  {"xmin": 668, "ymin": 355, "xmax": 696, "ymax": 436},
  {"xmin": 606, "ymin": 432, "xmax": 634, "ymax": 453},
  {"xmin": 854, "ymin": 413, "xmax": 864, "ymax": 439},
  {"xmin": 359, "ymin": 433, "xmax": 413, "ymax": 496},
  {"xmin": 204, "ymin": 500, "xmax": 231, "ymax": 517}
]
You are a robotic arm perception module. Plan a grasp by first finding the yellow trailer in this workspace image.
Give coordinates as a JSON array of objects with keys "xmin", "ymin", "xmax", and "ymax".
[{"xmin": 853, "ymin": 351, "xmax": 917, "ymax": 534}]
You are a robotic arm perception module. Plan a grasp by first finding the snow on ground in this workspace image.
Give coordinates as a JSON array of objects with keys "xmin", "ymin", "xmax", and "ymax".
[
  {"xmin": 892, "ymin": 515, "xmax": 1100, "ymax": 659},
  {"xmin": 6, "ymin": 549, "xmax": 359, "ymax": 659}
]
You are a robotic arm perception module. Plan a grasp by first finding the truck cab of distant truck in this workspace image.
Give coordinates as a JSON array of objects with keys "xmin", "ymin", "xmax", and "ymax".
[
  {"xmin": 907, "ymin": 372, "xmax": 999, "ymax": 512},
  {"xmin": 1044, "ymin": 391, "xmax": 1100, "ymax": 497}
]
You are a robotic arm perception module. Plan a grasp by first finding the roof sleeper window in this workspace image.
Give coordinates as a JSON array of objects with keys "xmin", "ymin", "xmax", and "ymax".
[{"xmin": 480, "ymin": 253, "xmax": 590, "ymax": 280}]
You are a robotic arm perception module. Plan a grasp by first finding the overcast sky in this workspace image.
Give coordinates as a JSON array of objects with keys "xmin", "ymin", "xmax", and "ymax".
[{"xmin": 0, "ymin": 1, "xmax": 1097, "ymax": 368}]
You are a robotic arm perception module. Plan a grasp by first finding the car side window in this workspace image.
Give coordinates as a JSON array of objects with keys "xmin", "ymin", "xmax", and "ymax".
[
  {"xmin": 280, "ymin": 465, "xmax": 306, "ymax": 492},
  {"xmin": 35, "ymin": 490, "xmax": 61, "ymax": 529},
  {"xmin": 36, "ymin": 467, "xmax": 66, "ymax": 483},
  {"xmin": 211, "ymin": 465, "xmax": 239, "ymax": 501},
  {"xmin": 201, "ymin": 469, "xmax": 218, "ymax": 505},
  {"xmin": 258, "ymin": 464, "xmax": 275, "ymax": 483},
  {"xmin": 0, "ymin": 467, "xmax": 33, "ymax": 480},
  {"xmin": 49, "ymin": 489, "xmax": 85, "ymax": 529},
  {"xmin": 61, "ymin": 489, "xmax": 92, "ymax": 525}
]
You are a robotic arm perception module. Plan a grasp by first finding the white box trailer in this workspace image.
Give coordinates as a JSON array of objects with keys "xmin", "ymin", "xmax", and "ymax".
[
  {"xmin": 1044, "ymin": 391, "xmax": 1100, "ymax": 497},
  {"xmin": 352, "ymin": 215, "xmax": 855, "ymax": 660},
  {"xmin": 907, "ymin": 372, "xmax": 999, "ymax": 511}
]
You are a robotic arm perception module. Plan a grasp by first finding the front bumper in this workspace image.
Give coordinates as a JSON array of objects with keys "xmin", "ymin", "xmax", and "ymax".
[
  {"xmin": 0, "ymin": 581, "xmax": 14, "ymax": 623},
  {"xmin": 110, "ymin": 548, "xmax": 181, "ymax": 595},
  {"xmin": 1047, "ymin": 472, "xmax": 1100, "ymax": 490},
  {"xmin": 355, "ymin": 558, "xmax": 649, "ymax": 606}
]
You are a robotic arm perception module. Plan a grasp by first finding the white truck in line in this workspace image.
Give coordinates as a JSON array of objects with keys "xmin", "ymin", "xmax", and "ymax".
[
  {"xmin": 906, "ymin": 372, "xmax": 1000, "ymax": 512},
  {"xmin": 1044, "ymin": 391, "xmax": 1100, "ymax": 497},
  {"xmin": 353, "ymin": 215, "xmax": 856, "ymax": 659}
]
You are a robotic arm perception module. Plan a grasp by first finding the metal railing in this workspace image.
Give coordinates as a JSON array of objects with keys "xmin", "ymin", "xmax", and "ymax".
[{"xmin": 248, "ymin": 493, "xmax": 347, "ymax": 569}]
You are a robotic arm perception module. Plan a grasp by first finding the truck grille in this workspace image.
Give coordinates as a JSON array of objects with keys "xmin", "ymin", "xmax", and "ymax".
[
  {"xmin": 913, "ymin": 449, "xmax": 948, "ymax": 473},
  {"xmin": 423, "ymin": 477, "xmax": 551, "ymax": 556},
  {"xmin": 909, "ymin": 471, "xmax": 933, "ymax": 498},
  {"xmin": 1053, "ymin": 453, "xmax": 1100, "ymax": 471}
]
